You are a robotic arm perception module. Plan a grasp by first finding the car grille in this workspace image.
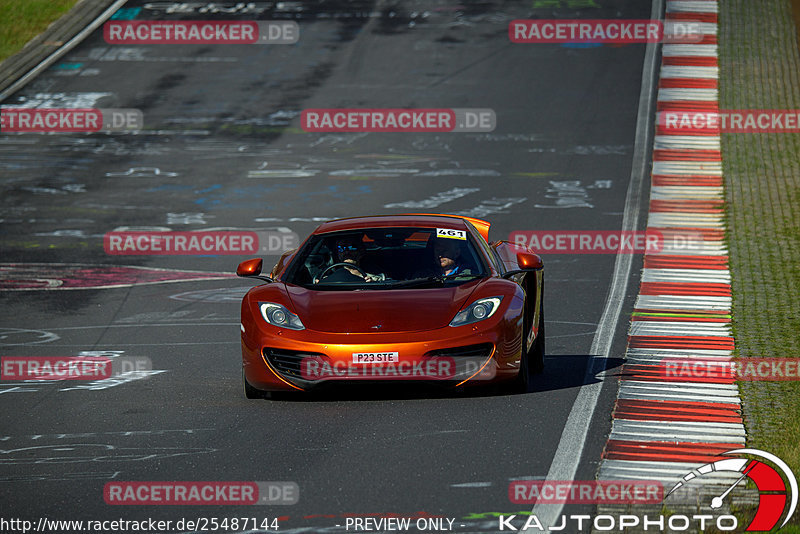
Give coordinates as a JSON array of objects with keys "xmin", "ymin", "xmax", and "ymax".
[
  {"xmin": 426, "ymin": 343, "xmax": 494, "ymax": 378},
  {"xmin": 425, "ymin": 343, "xmax": 494, "ymax": 359},
  {"xmin": 264, "ymin": 343, "xmax": 495, "ymax": 382},
  {"xmin": 263, "ymin": 348, "xmax": 325, "ymax": 379}
]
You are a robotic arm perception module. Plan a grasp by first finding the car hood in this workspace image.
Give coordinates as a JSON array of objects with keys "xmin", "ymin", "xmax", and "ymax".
[{"xmin": 285, "ymin": 283, "xmax": 478, "ymax": 333}]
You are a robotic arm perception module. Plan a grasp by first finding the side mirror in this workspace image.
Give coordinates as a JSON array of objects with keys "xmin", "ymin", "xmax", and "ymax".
[
  {"xmin": 502, "ymin": 252, "xmax": 543, "ymax": 279},
  {"xmin": 237, "ymin": 258, "xmax": 263, "ymax": 277},
  {"xmin": 237, "ymin": 258, "xmax": 273, "ymax": 283},
  {"xmin": 516, "ymin": 252, "xmax": 543, "ymax": 270}
]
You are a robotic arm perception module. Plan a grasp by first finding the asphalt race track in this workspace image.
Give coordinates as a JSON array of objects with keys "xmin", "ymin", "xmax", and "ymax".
[{"xmin": 0, "ymin": 1, "xmax": 656, "ymax": 532}]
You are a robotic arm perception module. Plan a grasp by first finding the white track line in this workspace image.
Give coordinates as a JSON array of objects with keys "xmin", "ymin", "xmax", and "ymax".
[{"xmin": 528, "ymin": 0, "xmax": 664, "ymax": 527}]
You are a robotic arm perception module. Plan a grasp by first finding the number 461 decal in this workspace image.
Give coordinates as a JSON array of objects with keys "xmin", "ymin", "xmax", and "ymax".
[{"xmin": 436, "ymin": 228, "xmax": 466, "ymax": 240}]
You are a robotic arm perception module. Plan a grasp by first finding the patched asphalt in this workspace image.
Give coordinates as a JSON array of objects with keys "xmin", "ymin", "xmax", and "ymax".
[{"xmin": 0, "ymin": 1, "xmax": 654, "ymax": 531}]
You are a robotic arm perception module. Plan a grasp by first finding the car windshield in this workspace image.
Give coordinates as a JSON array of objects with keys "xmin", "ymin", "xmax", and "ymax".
[{"xmin": 285, "ymin": 227, "xmax": 487, "ymax": 290}]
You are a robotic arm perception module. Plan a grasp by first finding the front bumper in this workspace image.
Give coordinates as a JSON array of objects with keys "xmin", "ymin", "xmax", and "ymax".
[{"xmin": 241, "ymin": 317, "xmax": 524, "ymax": 392}]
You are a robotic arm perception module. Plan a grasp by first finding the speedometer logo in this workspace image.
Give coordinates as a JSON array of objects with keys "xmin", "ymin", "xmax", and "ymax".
[{"xmin": 665, "ymin": 448, "xmax": 798, "ymax": 531}]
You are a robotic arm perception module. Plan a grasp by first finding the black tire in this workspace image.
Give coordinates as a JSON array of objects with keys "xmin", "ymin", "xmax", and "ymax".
[
  {"xmin": 530, "ymin": 304, "xmax": 545, "ymax": 374},
  {"xmin": 243, "ymin": 368, "xmax": 266, "ymax": 399},
  {"xmin": 512, "ymin": 284, "xmax": 545, "ymax": 393},
  {"xmin": 512, "ymin": 320, "xmax": 532, "ymax": 394},
  {"xmin": 515, "ymin": 345, "xmax": 531, "ymax": 392}
]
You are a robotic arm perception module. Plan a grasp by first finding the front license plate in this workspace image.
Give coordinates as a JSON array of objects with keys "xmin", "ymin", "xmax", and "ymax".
[{"xmin": 352, "ymin": 352, "xmax": 399, "ymax": 364}]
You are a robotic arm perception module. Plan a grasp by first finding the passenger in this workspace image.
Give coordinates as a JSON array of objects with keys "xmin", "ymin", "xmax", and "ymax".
[{"xmin": 433, "ymin": 238, "xmax": 472, "ymax": 276}]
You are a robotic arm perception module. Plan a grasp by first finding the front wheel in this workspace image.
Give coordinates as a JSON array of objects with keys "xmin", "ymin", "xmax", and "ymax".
[
  {"xmin": 530, "ymin": 304, "xmax": 545, "ymax": 374},
  {"xmin": 512, "ymin": 335, "xmax": 531, "ymax": 393},
  {"xmin": 512, "ymin": 289, "xmax": 545, "ymax": 393}
]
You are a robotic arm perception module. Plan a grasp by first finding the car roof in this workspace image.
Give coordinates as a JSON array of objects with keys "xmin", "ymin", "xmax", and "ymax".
[{"xmin": 312, "ymin": 214, "xmax": 490, "ymax": 241}]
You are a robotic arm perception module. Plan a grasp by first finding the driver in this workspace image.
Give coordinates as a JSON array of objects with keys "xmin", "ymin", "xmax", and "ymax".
[
  {"xmin": 433, "ymin": 238, "xmax": 471, "ymax": 276},
  {"xmin": 315, "ymin": 235, "xmax": 386, "ymax": 283}
]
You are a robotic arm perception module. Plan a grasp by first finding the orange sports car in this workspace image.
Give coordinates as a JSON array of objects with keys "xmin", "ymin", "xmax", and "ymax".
[{"xmin": 237, "ymin": 214, "xmax": 544, "ymax": 398}]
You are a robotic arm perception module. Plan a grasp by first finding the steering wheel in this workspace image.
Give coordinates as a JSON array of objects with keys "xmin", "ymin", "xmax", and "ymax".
[{"xmin": 317, "ymin": 262, "xmax": 369, "ymax": 282}]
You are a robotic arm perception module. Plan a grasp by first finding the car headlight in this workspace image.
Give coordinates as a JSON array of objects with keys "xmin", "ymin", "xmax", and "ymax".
[
  {"xmin": 449, "ymin": 296, "xmax": 503, "ymax": 327},
  {"xmin": 259, "ymin": 302, "xmax": 305, "ymax": 330}
]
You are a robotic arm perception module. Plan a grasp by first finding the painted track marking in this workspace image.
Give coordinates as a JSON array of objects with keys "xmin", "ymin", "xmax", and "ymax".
[{"xmin": 529, "ymin": 0, "xmax": 664, "ymax": 526}]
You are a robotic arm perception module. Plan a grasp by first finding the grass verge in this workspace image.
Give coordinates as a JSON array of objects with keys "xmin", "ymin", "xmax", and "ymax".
[
  {"xmin": 720, "ymin": 0, "xmax": 800, "ymax": 524},
  {"xmin": 0, "ymin": 0, "xmax": 80, "ymax": 64}
]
